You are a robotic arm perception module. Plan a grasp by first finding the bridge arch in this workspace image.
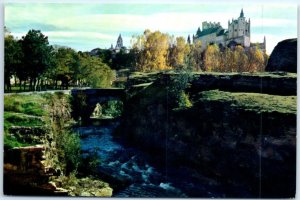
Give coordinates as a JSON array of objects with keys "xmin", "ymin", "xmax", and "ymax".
[{"xmin": 71, "ymin": 88, "xmax": 126, "ymax": 122}]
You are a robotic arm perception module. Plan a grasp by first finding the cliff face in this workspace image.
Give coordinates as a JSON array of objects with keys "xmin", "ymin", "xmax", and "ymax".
[
  {"xmin": 120, "ymin": 74, "xmax": 296, "ymax": 198},
  {"xmin": 266, "ymin": 38, "xmax": 297, "ymax": 73}
]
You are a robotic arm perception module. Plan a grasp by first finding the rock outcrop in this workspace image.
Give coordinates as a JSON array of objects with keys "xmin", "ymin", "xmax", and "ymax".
[
  {"xmin": 265, "ymin": 38, "xmax": 297, "ymax": 73},
  {"xmin": 4, "ymin": 145, "xmax": 67, "ymax": 196}
]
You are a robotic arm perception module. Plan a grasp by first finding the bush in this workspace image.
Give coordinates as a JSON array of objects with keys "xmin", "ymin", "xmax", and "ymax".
[
  {"xmin": 168, "ymin": 70, "xmax": 194, "ymax": 108},
  {"xmin": 102, "ymin": 100, "xmax": 123, "ymax": 118},
  {"xmin": 178, "ymin": 91, "xmax": 192, "ymax": 108},
  {"xmin": 60, "ymin": 131, "xmax": 81, "ymax": 174}
]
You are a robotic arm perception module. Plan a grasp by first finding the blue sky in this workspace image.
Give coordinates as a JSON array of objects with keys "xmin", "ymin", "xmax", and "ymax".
[{"xmin": 5, "ymin": 3, "xmax": 297, "ymax": 54}]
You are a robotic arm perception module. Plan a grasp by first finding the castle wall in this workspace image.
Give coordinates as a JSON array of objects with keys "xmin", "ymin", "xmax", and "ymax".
[
  {"xmin": 197, "ymin": 32, "xmax": 218, "ymax": 50},
  {"xmin": 215, "ymin": 35, "xmax": 226, "ymax": 47}
]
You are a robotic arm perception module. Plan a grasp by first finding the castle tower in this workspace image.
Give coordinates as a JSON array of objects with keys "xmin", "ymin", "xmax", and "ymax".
[
  {"xmin": 237, "ymin": 8, "xmax": 246, "ymax": 37},
  {"xmin": 226, "ymin": 9, "xmax": 250, "ymax": 47},
  {"xmin": 115, "ymin": 34, "xmax": 123, "ymax": 49}
]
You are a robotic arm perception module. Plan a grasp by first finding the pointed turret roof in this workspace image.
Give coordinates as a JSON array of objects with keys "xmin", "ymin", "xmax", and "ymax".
[
  {"xmin": 240, "ymin": 8, "xmax": 244, "ymax": 18},
  {"xmin": 115, "ymin": 34, "xmax": 123, "ymax": 49}
]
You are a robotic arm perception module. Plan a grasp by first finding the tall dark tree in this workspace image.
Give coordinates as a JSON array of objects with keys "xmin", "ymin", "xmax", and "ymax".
[
  {"xmin": 4, "ymin": 34, "xmax": 23, "ymax": 92},
  {"xmin": 21, "ymin": 30, "xmax": 53, "ymax": 91},
  {"xmin": 196, "ymin": 27, "xmax": 201, "ymax": 37},
  {"xmin": 50, "ymin": 47, "xmax": 79, "ymax": 89}
]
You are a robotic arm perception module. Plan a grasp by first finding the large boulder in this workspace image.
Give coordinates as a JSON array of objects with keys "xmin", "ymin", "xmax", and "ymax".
[{"xmin": 265, "ymin": 39, "xmax": 297, "ymax": 73}]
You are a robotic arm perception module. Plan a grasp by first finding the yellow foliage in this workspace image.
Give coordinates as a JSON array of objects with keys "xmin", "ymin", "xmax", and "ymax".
[{"xmin": 204, "ymin": 44, "xmax": 221, "ymax": 72}]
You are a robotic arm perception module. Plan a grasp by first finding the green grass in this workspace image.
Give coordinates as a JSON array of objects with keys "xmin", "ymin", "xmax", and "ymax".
[
  {"xmin": 4, "ymin": 134, "xmax": 33, "ymax": 149},
  {"xmin": 4, "ymin": 112, "xmax": 44, "ymax": 128},
  {"xmin": 199, "ymin": 90, "xmax": 297, "ymax": 114},
  {"xmin": 4, "ymin": 94, "xmax": 47, "ymax": 116},
  {"xmin": 4, "ymin": 94, "xmax": 48, "ymax": 148}
]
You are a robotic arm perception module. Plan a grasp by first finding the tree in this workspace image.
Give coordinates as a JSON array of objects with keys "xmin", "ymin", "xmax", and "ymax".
[
  {"xmin": 247, "ymin": 47, "xmax": 265, "ymax": 72},
  {"xmin": 196, "ymin": 27, "xmax": 201, "ymax": 37},
  {"xmin": 131, "ymin": 30, "xmax": 170, "ymax": 71},
  {"xmin": 112, "ymin": 48, "xmax": 132, "ymax": 70},
  {"xmin": 234, "ymin": 45, "xmax": 249, "ymax": 72},
  {"xmin": 50, "ymin": 47, "xmax": 79, "ymax": 89},
  {"xmin": 188, "ymin": 40, "xmax": 203, "ymax": 71},
  {"xmin": 78, "ymin": 52, "xmax": 115, "ymax": 88},
  {"xmin": 168, "ymin": 36, "xmax": 190, "ymax": 69},
  {"xmin": 222, "ymin": 48, "xmax": 235, "ymax": 72},
  {"xmin": 204, "ymin": 44, "xmax": 221, "ymax": 71},
  {"xmin": 4, "ymin": 34, "xmax": 23, "ymax": 91},
  {"xmin": 21, "ymin": 30, "xmax": 53, "ymax": 91}
]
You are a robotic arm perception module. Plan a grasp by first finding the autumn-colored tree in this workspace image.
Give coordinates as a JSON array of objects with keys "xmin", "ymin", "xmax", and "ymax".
[
  {"xmin": 247, "ymin": 47, "xmax": 265, "ymax": 72},
  {"xmin": 168, "ymin": 36, "xmax": 190, "ymax": 69},
  {"xmin": 204, "ymin": 44, "xmax": 221, "ymax": 71},
  {"xmin": 222, "ymin": 48, "xmax": 235, "ymax": 72},
  {"xmin": 188, "ymin": 40, "xmax": 203, "ymax": 71},
  {"xmin": 233, "ymin": 45, "xmax": 249, "ymax": 72},
  {"xmin": 131, "ymin": 30, "xmax": 170, "ymax": 71}
]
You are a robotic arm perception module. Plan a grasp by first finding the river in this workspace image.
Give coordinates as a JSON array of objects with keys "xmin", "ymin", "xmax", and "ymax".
[{"xmin": 76, "ymin": 121, "xmax": 250, "ymax": 198}]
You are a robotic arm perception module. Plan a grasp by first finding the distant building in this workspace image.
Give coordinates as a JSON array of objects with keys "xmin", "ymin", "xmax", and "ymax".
[
  {"xmin": 192, "ymin": 9, "xmax": 266, "ymax": 52},
  {"xmin": 109, "ymin": 34, "xmax": 129, "ymax": 53}
]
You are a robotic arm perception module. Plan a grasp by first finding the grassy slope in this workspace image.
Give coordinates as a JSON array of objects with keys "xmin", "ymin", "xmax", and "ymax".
[
  {"xmin": 4, "ymin": 94, "xmax": 47, "ymax": 148},
  {"xmin": 198, "ymin": 90, "xmax": 296, "ymax": 114}
]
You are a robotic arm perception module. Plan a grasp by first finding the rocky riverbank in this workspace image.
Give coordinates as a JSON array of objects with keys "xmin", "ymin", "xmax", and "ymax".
[{"xmin": 4, "ymin": 144, "xmax": 113, "ymax": 196}]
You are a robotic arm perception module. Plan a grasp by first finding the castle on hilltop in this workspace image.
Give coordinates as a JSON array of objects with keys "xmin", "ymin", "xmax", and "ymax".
[{"xmin": 192, "ymin": 9, "xmax": 266, "ymax": 52}]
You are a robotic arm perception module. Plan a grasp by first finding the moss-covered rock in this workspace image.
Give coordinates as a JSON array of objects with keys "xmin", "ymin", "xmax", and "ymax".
[{"xmin": 53, "ymin": 174, "xmax": 113, "ymax": 197}]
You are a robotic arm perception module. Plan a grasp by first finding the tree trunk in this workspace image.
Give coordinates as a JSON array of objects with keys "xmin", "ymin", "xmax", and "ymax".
[
  {"xmin": 41, "ymin": 79, "xmax": 44, "ymax": 91},
  {"xmin": 29, "ymin": 78, "xmax": 33, "ymax": 91},
  {"xmin": 14, "ymin": 76, "xmax": 17, "ymax": 87},
  {"xmin": 5, "ymin": 79, "xmax": 11, "ymax": 92},
  {"xmin": 55, "ymin": 80, "xmax": 58, "ymax": 90},
  {"xmin": 34, "ymin": 78, "xmax": 38, "ymax": 91},
  {"xmin": 19, "ymin": 80, "xmax": 22, "ymax": 91}
]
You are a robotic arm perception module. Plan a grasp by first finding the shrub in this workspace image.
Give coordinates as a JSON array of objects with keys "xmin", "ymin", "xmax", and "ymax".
[
  {"xmin": 102, "ymin": 100, "xmax": 123, "ymax": 118},
  {"xmin": 178, "ymin": 91, "xmax": 192, "ymax": 108},
  {"xmin": 43, "ymin": 93, "xmax": 81, "ymax": 175},
  {"xmin": 167, "ymin": 69, "xmax": 194, "ymax": 108}
]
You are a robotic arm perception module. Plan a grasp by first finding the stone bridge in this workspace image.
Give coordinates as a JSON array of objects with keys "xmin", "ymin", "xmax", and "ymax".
[{"xmin": 71, "ymin": 88, "xmax": 126, "ymax": 121}]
